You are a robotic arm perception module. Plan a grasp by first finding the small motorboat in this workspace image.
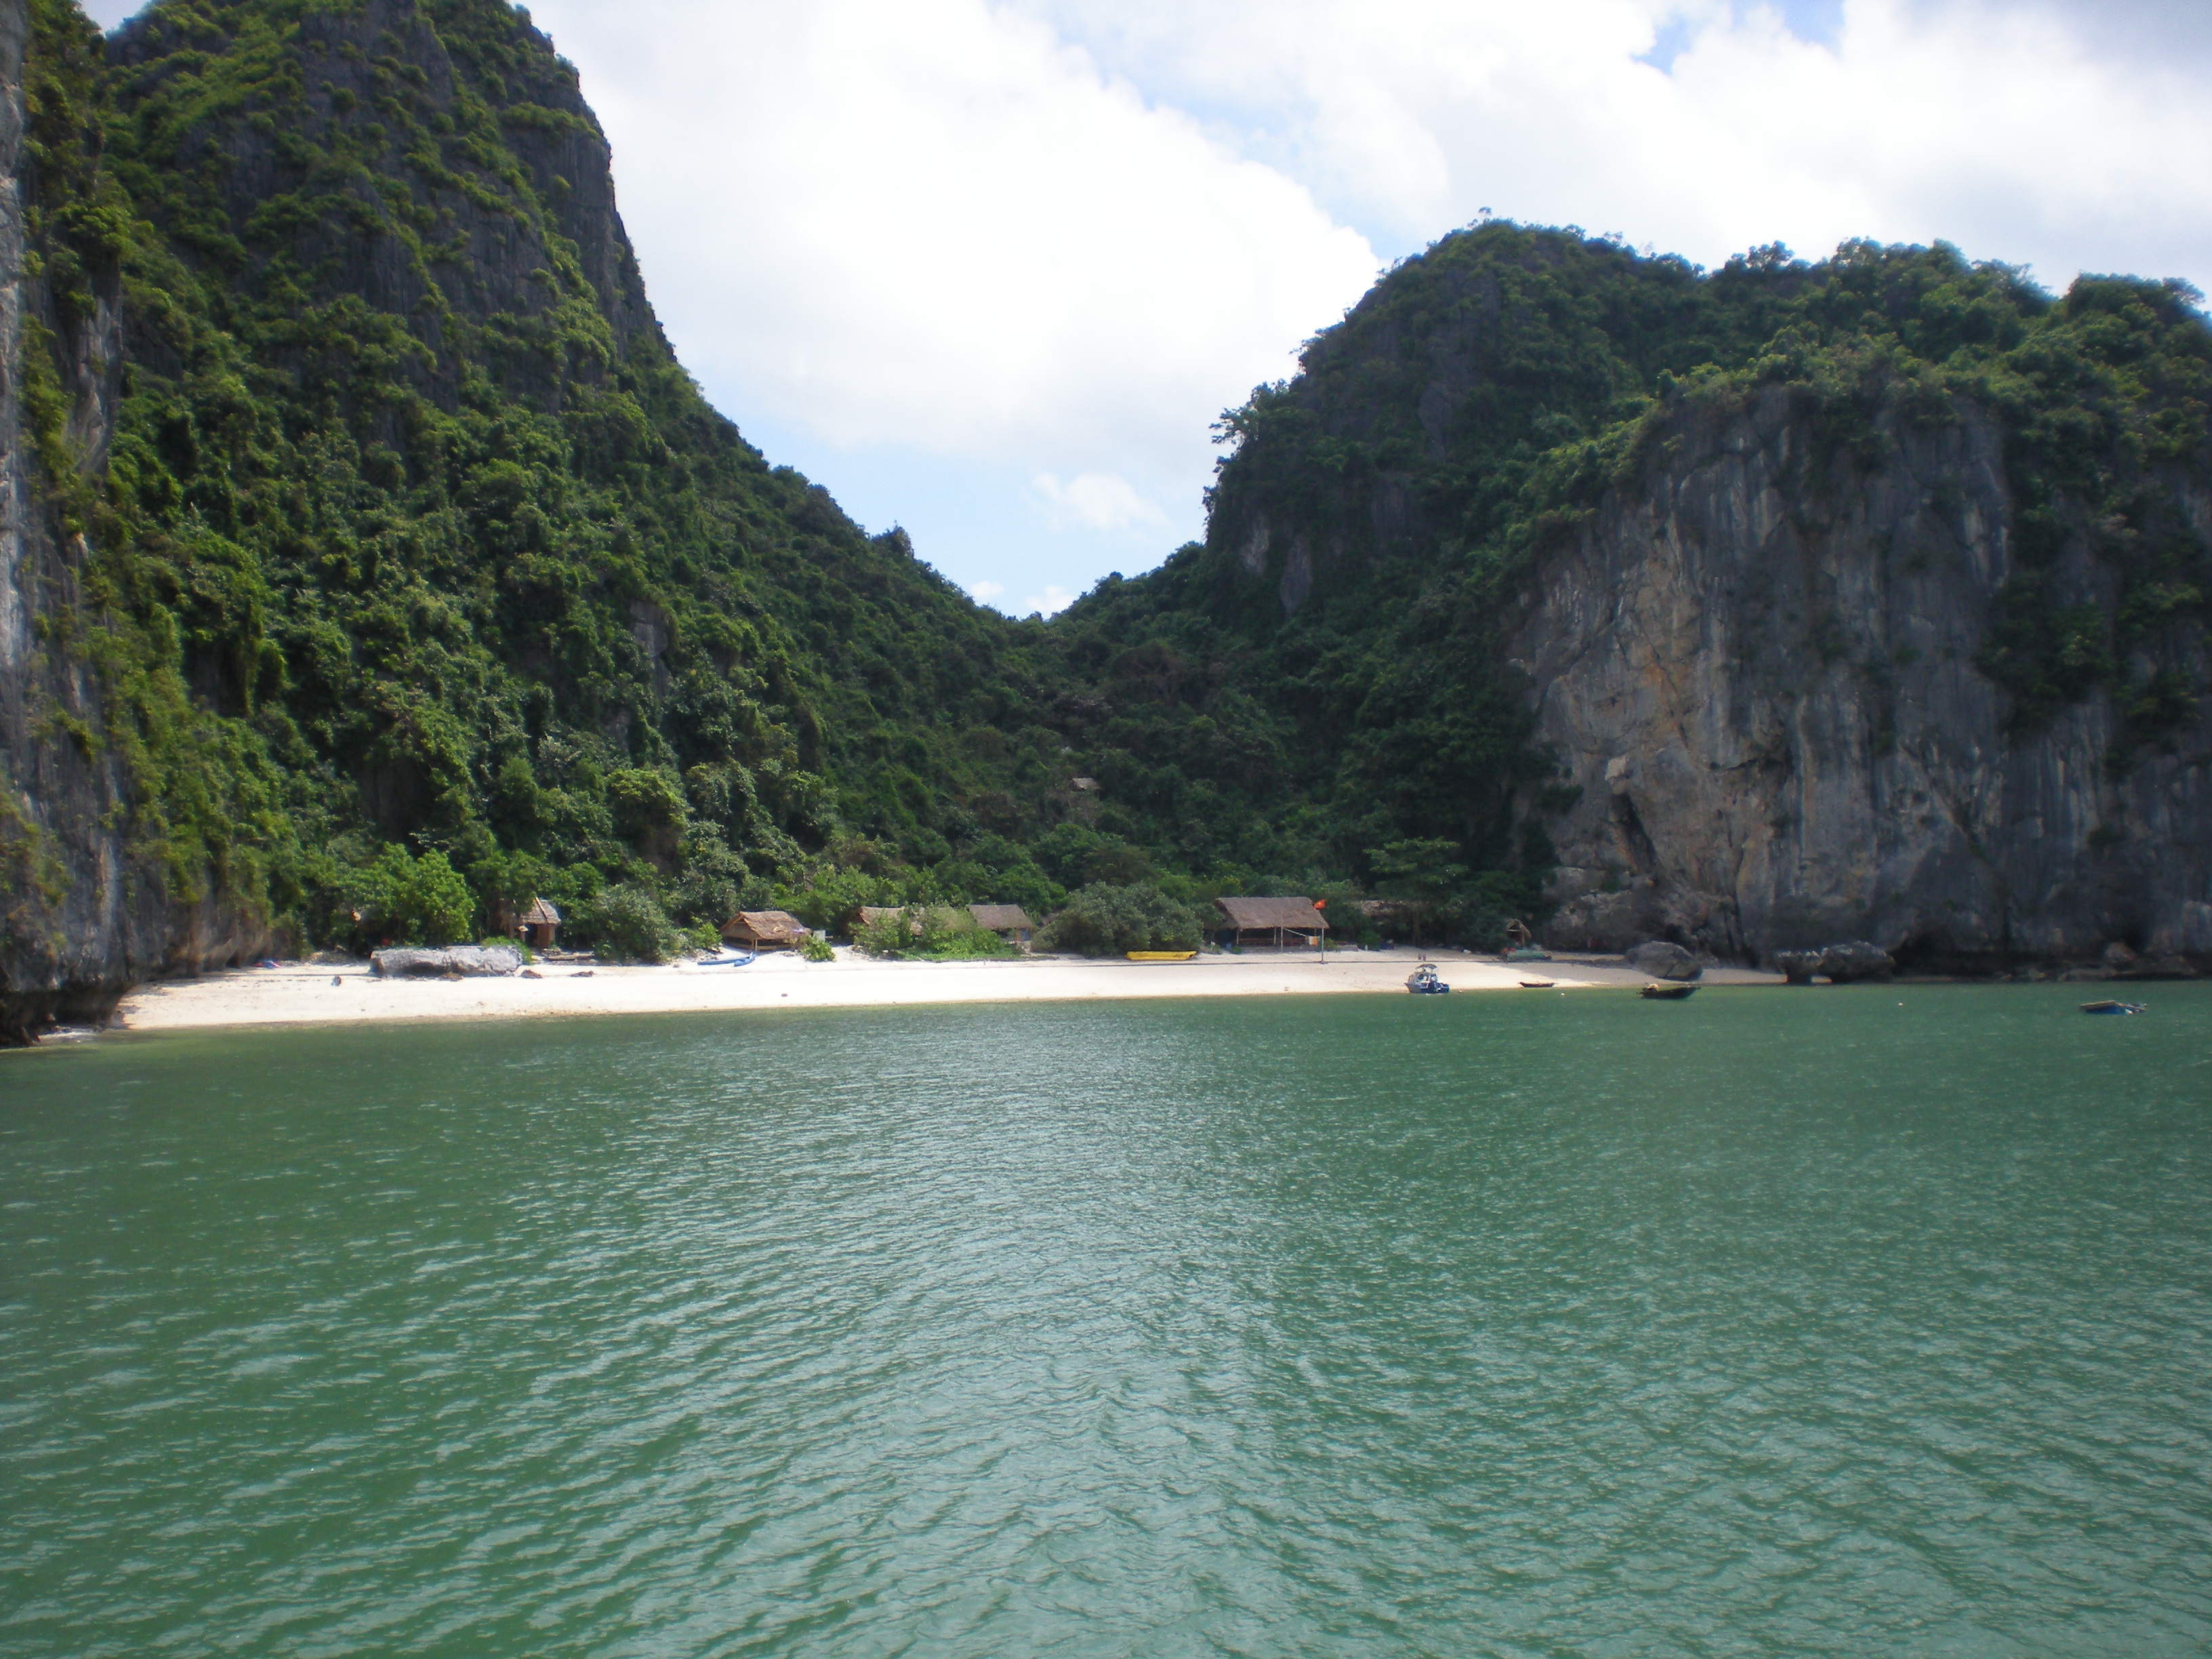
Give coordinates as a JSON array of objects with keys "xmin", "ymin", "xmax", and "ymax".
[
  {"xmin": 2080, "ymin": 1000, "xmax": 2146, "ymax": 1015},
  {"xmin": 1641, "ymin": 982, "xmax": 1699, "ymax": 1000},
  {"xmin": 699, "ymin": 949, "xmax": 758, "ymax": 968},
  {"xmin": 1406, "ymin": 964, "xmax": 1452, "ymax": 995},
  {"xmin": 1519, "ymin": 979, "xmax": 1555, "ymax": 989}
]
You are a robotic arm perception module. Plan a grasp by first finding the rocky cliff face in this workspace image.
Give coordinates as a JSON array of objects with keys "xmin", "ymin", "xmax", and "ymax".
[
  {"xmin": 106, "ymin": 0, "xmax": 661, "ymax": 405},
  {"xmin": 1515, "ymin": 388, "xmax": 2212, "ymax": 968},
  {"xmin": 0, "ymin": 0, "xmax": 279, "ymax": 1042},
  {"xmin": 1182, "ymin": 226, "xmax": 2212, "ymax": 965}
]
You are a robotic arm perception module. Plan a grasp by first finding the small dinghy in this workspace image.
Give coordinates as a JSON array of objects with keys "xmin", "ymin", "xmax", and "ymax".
[
  {"xmin": 1406, "ymin": 964, "xmax": 1451, "ymax": 995},
  {"xmin": 699, "ymin": 949, "xmax": 757, "ymax": 968},
  {"xmin": 1641, "ymin": 982, "xmax": 1699, "ymax": 1000},
  {"xmin": 1519, "ymin": 979, "xmax": 1555, "ymax": 989},
  {"xmin": 2079, "ymin": 999, "xmax": 2146, "ymax": 1015}
]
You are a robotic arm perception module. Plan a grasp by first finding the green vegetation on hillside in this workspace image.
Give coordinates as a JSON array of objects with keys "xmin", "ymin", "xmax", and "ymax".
[
  {"xmin": 20, "ymin": 0, "xmax": 2211, "ymax": 963},
  {"xmin": 30, "ymin": 0, "xmax": 1072, "ymax": 957},
  {"xmin": 1054, "ymin": 226, "xmax": 2211, "ymax": 930}
]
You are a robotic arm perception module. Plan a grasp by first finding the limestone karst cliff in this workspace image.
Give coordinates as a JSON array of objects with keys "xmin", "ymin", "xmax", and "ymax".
[
  {"xmin": 1151, "ymin": 223, "xmax": 2212, "ymax": 970},
  {"xmin": 0, "ymin": 0, "xmax": 284, "ymax": 1040},
  {"xmin": 1513, "ymin": 388, "xmax": 2212, "ymax": 967},
  {"xmin": 0, "ymin": 0, "xmax": 1052, "ymax": 1040}
]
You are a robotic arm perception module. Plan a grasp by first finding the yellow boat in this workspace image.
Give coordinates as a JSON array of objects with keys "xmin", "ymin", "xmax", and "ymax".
[{"xmin": 1126, "ymin": 951, "xmax": 1198, "ymax": 962}]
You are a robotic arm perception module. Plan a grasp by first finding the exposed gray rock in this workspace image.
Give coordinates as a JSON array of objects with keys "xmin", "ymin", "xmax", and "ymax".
[
  {"xmin": 1773, "ymin": 949, "xmax": 1825, "ymax": 985},
  {"xmin": 1626, "ymin": 941, "xmax": 1703, "ymax": 981},
  {"xmin": 371, "ymin": 947, "xmax": 523, "ymax": 979},
  {"xmin": 0, "ymin": 0, "xmax": 283, "ymax": 1044},
  {"xmin": 1818, "ymin": 941, "xmax": 1897, "ymax": 983},
  {"xmin": 1515, "ymin": 386, "xmax": 2212, "ymax": 972}
]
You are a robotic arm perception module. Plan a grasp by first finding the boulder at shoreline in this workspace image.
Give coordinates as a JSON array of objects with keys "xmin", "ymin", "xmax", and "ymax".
[
  {"xmin": 371, "ymin": 947, "xmax": 524, "ymax": 979},
  {"xmin": 1626, "ymin": 941, "xmax": 1703, "ymax": 981}
]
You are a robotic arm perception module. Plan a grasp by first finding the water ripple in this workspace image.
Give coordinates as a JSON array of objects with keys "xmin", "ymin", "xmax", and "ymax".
[{"xmin": 3, "ymin": 988, "xmax": 2211, "ymax": 1655}]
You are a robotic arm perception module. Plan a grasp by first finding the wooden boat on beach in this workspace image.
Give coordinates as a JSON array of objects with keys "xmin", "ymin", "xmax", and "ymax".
[
  {"xmin": 1519, "ymin": 979, "xmax": 1555, "ymax": 989},
  {"xmin": 1127, "ymin": 951, "xmax": 1197, "ymax": 962}
]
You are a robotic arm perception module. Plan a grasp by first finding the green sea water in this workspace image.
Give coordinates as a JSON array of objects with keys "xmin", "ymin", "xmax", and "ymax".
[{"xmin": 3, "ymin": 985, "xmax": 2209, "ymax": 1656}]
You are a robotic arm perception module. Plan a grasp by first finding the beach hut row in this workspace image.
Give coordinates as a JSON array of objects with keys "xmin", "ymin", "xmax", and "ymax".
[{"xmin": 546, "ymin": 893, "xmax": 1340, "ymax": 958}]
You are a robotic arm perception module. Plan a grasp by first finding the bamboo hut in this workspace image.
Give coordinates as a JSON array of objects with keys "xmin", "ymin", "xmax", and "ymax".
[
  {"xmin": 720, "ymin": 910, "xmax": 811, "ymax": 950},
  {"xmin": 516, "ymin": 897, "xmax": 562, "ymax": 950},
  {"xmin": 967, "ymin": 904, "xmax": 1037, "ymax": 947},
  {"xmin": 1214, "ymin": 897, "xmax": 1328, "ymax": 950}
]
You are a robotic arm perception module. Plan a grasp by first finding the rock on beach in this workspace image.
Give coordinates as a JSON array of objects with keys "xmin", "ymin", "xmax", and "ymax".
[
  {"xmin": 1626, "ymin": 941, "xmax": 1704, "ymax": 981},
  {"xmin": 370, "ymin": 947, "xmax": 524, "ymax": 979}
]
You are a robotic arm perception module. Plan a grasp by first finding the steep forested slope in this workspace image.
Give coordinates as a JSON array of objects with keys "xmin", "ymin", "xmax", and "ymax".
[
  {"xmin": 4, "ymin": 0, "xmax": 1080, "ymax": 1036},
  {"xmin": 1061, "ymin": 224, "xmax": 2212, "ymax": 962}
]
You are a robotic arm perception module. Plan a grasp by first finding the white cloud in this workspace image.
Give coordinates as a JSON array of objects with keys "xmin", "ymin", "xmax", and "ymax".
[
  {"xmin": 1021, "ymin": 586, "xmax": 1078, "ymax": 617},
  {"xmin": 524, "ymin": 0, "xmax": 1375, "ymax": 466},
  {"xmin": 1031, "ymin": 471, "xmax": 1168, "ymax": 532},
  {"xmin": 1017, "ymin": 0, "xmax": 2212, "ymax": 289},
  {"xmin": 968, "ymin": 579, "xmax": 1006, "ymax": 603}
]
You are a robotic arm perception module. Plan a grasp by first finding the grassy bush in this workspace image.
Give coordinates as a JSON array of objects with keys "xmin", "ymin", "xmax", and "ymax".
[
  {"xmin": 579, "ymin": 884, "xmax": 680, "ymax": 964},
  {"xmin": 853, "ymin": 906, "xmax": 1013, "ymax": 959},
  {"xmin": 924, "ymin": 929, "xmax": 1015, "ymax": 960},
  {"xmin": 333, "ymin": 846, "xmax": 475, "ymax": 948},
  {"xmin": 798, "ymin": 935, "xmax": 835, "ymax": 962},
  {"xmin": 1036, "ymin": 883, "xmax": 1201, "ymax": 957}
]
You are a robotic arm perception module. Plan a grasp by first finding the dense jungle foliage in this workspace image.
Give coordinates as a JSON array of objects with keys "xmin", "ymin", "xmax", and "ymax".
[
  {"xmin": 18, "ymin": 0, "xmax": 2211, "ymax": 959},
  {"xmin": 1055, "ymin": 223, "xmax": 2212, "ymax": 921},
  {"xmin": 26, "ymin": 0, "xmax": 1076, "ymax": 957}
]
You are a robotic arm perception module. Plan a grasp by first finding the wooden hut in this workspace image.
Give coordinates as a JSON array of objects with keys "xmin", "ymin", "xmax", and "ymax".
[
  {"xmin": 517, "ymin": 897, "xmax": 562, "ymax": 950},
  {"xmin": 720, "ymin": 909, "xmax": 811, "ymax": 951},
  {"xmin": 1214, "ymin": 897, "xmax": 1328, "ymax": 949},
  {"xmin": 968, "ymin": 904, "xmax": 1037, "ymax": 947}
]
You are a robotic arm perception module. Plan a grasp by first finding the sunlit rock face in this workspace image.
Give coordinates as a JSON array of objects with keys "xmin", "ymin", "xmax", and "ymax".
[
  {"xmin": 1513, "ymin": 386, "xmax": 2212, "ymax": 969},
  {"xmin": 0, "ymin": 0, "xmax": 149, "ymax": 1040}
]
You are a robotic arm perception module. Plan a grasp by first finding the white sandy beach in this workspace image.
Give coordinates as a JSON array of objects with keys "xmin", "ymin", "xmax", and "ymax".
[{"xmin": 110, "ymin": 947, "xmax": 1786, "ymax": 1033}]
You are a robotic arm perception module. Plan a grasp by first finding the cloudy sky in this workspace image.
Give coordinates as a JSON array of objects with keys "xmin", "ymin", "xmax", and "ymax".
[{"xmin": 85, "ymin": 1, "xmax": 2212, "ymax": 614}]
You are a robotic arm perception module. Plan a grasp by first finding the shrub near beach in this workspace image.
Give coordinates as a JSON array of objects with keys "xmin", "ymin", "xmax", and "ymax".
[
  {"xmin": 853, "ymin": 907, "xmax": 1016, "ymax": 961},
  {"xmin": 1036, "ymin": 884, "xmax": 1202, "ymax": 958},
  {"xmin": 327, "ymin": 846, "xmax": 476, "ymax": 950},
  {"xmin": 577, "ymin": 886, "xmax": 683, "ymax": 964}
]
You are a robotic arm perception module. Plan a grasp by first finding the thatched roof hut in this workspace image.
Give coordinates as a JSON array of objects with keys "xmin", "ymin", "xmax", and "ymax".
[
  {"xmin": 517, "ymin": 897, "xmax": 562, "ymax": 949},
  {"xmin": 968, "ymin": 904, "xmax": 1036, "ymax": 944},
  {"xmin": 721, "ymin": 910, "xmax": 811, "ymax": 949},
  {"xmin": 1214, "ymin": 896, "xmax": 1328, "ymax": 947}
]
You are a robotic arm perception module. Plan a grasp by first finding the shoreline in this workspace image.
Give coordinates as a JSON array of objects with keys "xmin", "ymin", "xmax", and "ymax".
[{"xmin": 96, "ymin": 947, "xmax": 1790, "ymax": 1038}]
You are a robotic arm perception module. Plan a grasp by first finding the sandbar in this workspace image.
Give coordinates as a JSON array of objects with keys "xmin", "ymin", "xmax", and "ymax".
[{"xmin": 108, "ymin": 948, "xmax": 1785, "ymax": 1035}]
